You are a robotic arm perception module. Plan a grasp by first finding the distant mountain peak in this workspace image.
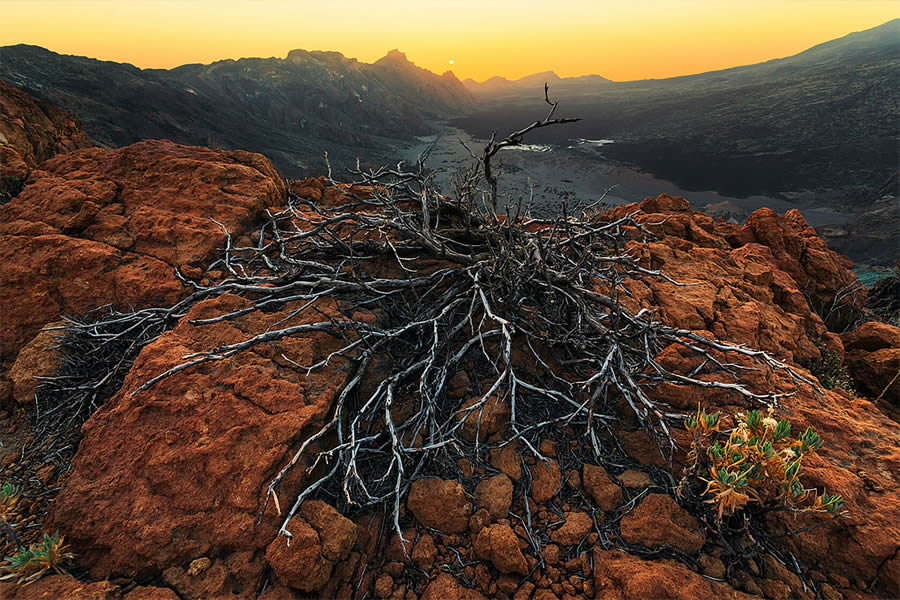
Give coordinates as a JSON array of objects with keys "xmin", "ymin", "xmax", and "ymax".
[
  {"xmin": 441, "ymin": 71, "xmax": 468, "ymax": 85},
  {"xmin": 376, "ymin": 49, "xmax": 413, "ymax": 67},
  {"xmin": 285, "ymin": 48, "xmax": 355, "ymax": 66},
  {"xmin": 520, "ymin": 70, "xmax": 561, "ymax": 82}
]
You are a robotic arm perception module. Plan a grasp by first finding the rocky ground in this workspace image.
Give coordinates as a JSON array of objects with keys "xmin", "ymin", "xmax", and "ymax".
[{"xmin": 0, "ymin": 84, "xmax": 898, "ymax": 600}]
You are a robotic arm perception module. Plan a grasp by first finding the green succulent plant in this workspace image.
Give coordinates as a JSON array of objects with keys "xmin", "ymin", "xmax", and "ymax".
[{"xmin": 1, "ymin": 531, "xmax": 74, "ymax": 585}]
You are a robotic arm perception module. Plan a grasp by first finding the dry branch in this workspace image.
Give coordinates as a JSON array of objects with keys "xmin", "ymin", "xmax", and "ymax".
[{"xmin": 31, "ymin": 89, "xmax": 816, "ymax": 554}]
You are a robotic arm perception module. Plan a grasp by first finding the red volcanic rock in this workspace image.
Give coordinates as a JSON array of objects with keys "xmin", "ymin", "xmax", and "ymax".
[
  {"xmin": 264, "ymin": 503, "xmax": 356, "ymax": 594},
  {"xmin": 0, "ymin": 228, "xmax": 185, "ymax": 365},
  {"xmin": 593, "ymin": 549, "xmax": 759, "ymax": 600},
  {"xmin": 46, "ymin": 293, "xmax": 354, "ymax": 588},
  {"xmin": 7, "ymin": 320, "xmax": 63, "ymax": 406},
  {"xmin": 474, "ymin": 473, "xmax": 513, "ymax": 520},
  {"xmin": 490, "ymin": 442, "xmax": 522, "ymax": 481},
  {"xmin": 458, "ymin": 393, "xmax": 510, "ymax": 442},
  {"xmin": 841, "ymin": 322, "xmax": 900, "ymax": 403},
  {"xmin": 124, "ymin": 586, "xmax": 181, "ymax": 600},
  {"xmin": 473, "ymin": 523, "xmax": 528, "ymax": 575},
  {"xmin": 842, "ymin": 321, "xmax": 900, "ymax": 353},
  {"xmin": 619, "ymin": 494, "xmax": 705, "ymax": 554},
  {"xmin": 0, "ymin": 139, "xmax": 285, "ymax": 365},
  {"xmin": 775, "ymin": 388, "xmax": 900, "ymax": 595},
  {"xmin": 606, "ymin": 195, "xmax": 858, "ymax": 365},
  {"xmin": 549, "ymin": 511, "xmax": 593, "ymax": 546},
  {"xmin": 162, "ymin": 551, "xmax": 265, "ymax": 599},
  {"xmin": 0, "ymin": 574, "xmax": 121, "ymax": 599},
  {"xmin": 407, "ymin": 477, "xmax": 472, "ymax": 534},
  {"xmin": 733, "ymin": 208, "xmax": 863, "ymax": 323},
  {"xmin": 421, "ymin": 573, "xmax": 488, "ymax": 600},
  {"xmin": 582, "ymin": 464, "xmax": 623, "ymax": 511},
  {"xmin": 300, "ymin": 500, "xmax": 358, "ymax": 561},
  {"xmin": 0, "ymin": 81, "xmax": 93, "ymax": 201},
  {"xmin": 289, "ymin": 176, "xmax": 374, "ymax": 209},
  {"xmin": 265, "ymin": 517, "xmax": 333, "ymax": 592},
  {"xmin": 412, "ymin": 533, "xmax": 438, "ymax": 570},
  {"xmin": 530, "ymin": 458, "xmax": 561, "ymax": 503},
  {"xmin": 616, "ymin": 469, "xmax": 653, "ymax": 489}
]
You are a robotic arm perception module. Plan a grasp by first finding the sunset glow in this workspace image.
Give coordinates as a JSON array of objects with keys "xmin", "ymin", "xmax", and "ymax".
[{"xmin": 2, "ymin": 0, "xmax": 897, "ymax": 81}]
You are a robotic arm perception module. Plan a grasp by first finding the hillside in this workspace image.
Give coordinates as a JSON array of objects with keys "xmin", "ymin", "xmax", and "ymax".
[
  {"xmin": 0, "ymin": 45, "xmax": 474, "ymax": 177},
  {"xmin": 457, "ymin": 19, "xmax": 900, "ymax": 198},
  {"xmin": 0, "ymin": 83, "xmax": 899, "ymax": 600}
]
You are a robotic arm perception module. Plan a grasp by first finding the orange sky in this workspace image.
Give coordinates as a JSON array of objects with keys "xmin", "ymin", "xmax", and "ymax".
[{"xmin": 1, "ymin": 1, "xmax": 897, "ymax": 81}]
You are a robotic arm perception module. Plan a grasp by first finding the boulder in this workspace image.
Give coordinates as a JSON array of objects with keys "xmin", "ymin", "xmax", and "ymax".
[
  {"xmin": 842, "ymin": 321, "xmax": 900, "ymax": 353},
  {"xmin": 265, "ymin": 517, "xmax": 333, "ymax": 592},
  {"xmin": 264, "ymin": 502, "xmax": 356, "ymax": 594},
  {"xmin": 407, "ymin": 477, "xmax": 472, "ymax": 534},
  {"xmin": 490, "ymin": 442, "xmax": 522, "ymax": 481},
  {"xmin": 530, "ymin": 458, "xmax": 561, "ymax": 503},
  {"xmin": 619, "ymin": 494, "xmax": 705, "ymax": 554},
  {"xmin": 616, "ymin": 469, "xmax": 653, "ymax": 489},
  {"xmin": 46, "ymin": 293, "xmax": 353, "ymax": 588},
  {"xmin": 549, "ymin": 511, "xmax": 593, "ymax": 546},
  {"xmin": 7, "ymin": 320, "xmax": 64, "ymax": 406},
  {"xmin": 0, "ymin": 139, "xmax": 285, "ymax": 365},
  {"xmin": 458, "ymin": 393, "xmax": 510, "ymax": 442}
]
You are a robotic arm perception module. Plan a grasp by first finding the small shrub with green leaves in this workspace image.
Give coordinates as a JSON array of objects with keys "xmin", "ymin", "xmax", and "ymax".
[
  {"xmin": 1, "ymin": 531, "xmax": 74, "ymax": 585},
  {"xmin": 684, "ymin": 407, "xmax": 847, "ymax": 521},
  {"xmin": 801, "ymin": 338, "xmax": 855, "ymax": 394},
  {"xmin": 0, "ymin": 482, "xmax": 21, "ymax": 520}
]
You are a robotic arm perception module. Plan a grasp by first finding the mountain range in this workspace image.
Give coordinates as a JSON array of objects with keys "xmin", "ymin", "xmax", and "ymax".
[
  {"xmin": 1, "ymin": 19, "xmax": 897, "ymax": 199},
  {"xmin": 0, "ymin": 46, "xmax": 473, "ymax": 176}
]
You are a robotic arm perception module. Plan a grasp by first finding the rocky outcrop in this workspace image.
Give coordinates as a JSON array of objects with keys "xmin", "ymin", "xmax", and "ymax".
[
  {"xmin": 734, "ymin": 208, "xmax": 864, "ymax": 327},
  {"xmin": 0, "ymin": 139, "xmax": 285, "ymax": 367},
  {"xmin": 608, "ymin": 195, "xmax": 851, "ymax": 365},
  {"xmin": 45, "ymin": 293, "xmax": 356, "ymax": 587},
  {"xmin": 0, "ymin": 81, "xmax": 92, "ymax": 202},
  {"xmin": 5, "ymin": 176, "xmax": 898, "ymax": 600}
]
